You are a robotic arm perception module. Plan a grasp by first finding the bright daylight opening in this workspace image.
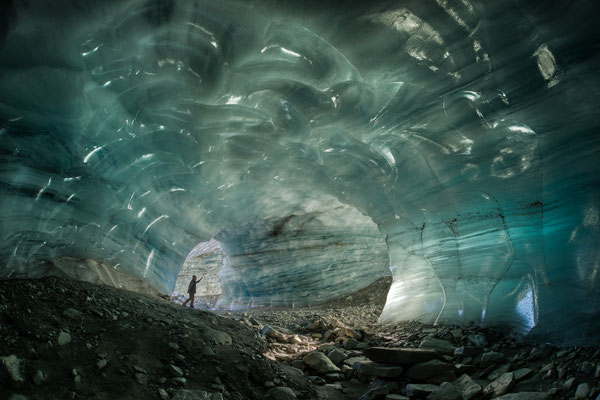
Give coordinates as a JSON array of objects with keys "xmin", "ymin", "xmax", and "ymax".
[{"xmin": 171, "ymin": 239, "xmax": 223, "ymax": 309}]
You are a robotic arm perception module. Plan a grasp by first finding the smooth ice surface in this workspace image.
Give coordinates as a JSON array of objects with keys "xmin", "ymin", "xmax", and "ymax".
[{"xmin": 0, "ymin": 0, "xmax": 599, "ymax": 344}]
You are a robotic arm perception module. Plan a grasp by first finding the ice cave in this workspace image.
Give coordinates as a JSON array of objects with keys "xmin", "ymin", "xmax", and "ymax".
[{"xmin": 0, "ymin": 0, "xmax": 599, "ymax": 346}]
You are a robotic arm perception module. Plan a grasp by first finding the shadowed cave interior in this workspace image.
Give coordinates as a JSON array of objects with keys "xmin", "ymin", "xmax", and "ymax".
[{"xmin": 1, "ymin": 0, "xmax": 600, "ymax": 399}]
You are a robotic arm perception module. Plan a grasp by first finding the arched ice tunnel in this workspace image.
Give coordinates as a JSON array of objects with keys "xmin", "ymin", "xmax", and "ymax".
[{"xmin": 0, "ymin": 0, "xmax": 599, "ymax": 345}]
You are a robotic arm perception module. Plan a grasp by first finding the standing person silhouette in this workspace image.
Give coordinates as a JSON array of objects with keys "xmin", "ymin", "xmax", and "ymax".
[{"xmin": 182, "ymin": 275, "xmax": 202, "ymax": 308}]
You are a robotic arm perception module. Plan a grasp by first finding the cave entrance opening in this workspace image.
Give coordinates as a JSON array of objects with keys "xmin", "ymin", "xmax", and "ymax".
[{"xmin": 173, "ymin": 238, "xmax": 224, "ymax": 309}]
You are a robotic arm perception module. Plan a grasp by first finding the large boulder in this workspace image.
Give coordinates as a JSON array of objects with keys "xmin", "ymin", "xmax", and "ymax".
[
  {"xmin": 406, "ymin": 360, "xmax": 454, "ymax": 381},
  {"xmin": 484, "ymin": 372, "xmax": 514, "ymax": 397},
  {"xmin": 303, "ymin": 351, "xmax": 341, "ymax": 374},
  {"xmin": 454, "ymin": 374, "xmax": 482, "ymax": 400},
  {"xmin": 364, "ymin": 347, "xmax": 440, "ymax": 365},
  {"xmin": 419, "ymin": 338, "xmax": 455, "ymax": 356},
  {"xmin": 353, "ymin": 361, "xmax": 403, "ymax": 378}
]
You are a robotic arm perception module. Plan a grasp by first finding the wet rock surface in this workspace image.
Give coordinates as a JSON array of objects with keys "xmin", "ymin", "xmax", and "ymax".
[{"xmin": 1, "ymin": 276, "xmax": 599, "ymax": 399}]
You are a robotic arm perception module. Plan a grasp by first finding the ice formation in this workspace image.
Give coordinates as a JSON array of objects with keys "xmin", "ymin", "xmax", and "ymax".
[{"xmin": 0, "ymin": 0, "xmax": 599, "ymax": 344}]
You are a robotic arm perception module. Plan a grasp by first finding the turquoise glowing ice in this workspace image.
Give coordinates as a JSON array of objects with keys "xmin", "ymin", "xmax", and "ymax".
[{"xmin": 0, "ymin": 0, "xmax": 599, "ymax": 344}]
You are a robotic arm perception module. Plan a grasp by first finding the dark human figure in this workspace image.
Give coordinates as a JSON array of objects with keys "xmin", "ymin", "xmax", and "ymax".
[{"xmin": 182, "ymin": 275, "xmax": 202, "ymax": 308}]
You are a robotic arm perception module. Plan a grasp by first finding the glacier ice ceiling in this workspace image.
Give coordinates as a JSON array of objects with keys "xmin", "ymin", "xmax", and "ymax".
[{"xmin": 1, "ymin": 0, "xmax": 599, "ymax": 344}]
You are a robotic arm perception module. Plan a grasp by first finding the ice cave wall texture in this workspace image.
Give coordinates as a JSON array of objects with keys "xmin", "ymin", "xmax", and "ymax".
[{"xmin": 0, "ymin": 0, "xmax": 599, "ymax": 345}]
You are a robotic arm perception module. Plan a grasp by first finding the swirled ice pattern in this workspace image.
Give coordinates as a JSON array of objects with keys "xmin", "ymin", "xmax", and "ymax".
[{"xmin": 1, "ymin": 0, "xmax": 599, "ymax": 344}]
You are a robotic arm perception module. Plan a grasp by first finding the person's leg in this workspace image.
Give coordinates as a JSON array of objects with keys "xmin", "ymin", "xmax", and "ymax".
[
  {"xmin": 183, "ymin": 297, "xmax": 190, "ymax": 306},
  {"xmin": 190, "ymin": 293, "xmax": 195, "ymax": 308}
]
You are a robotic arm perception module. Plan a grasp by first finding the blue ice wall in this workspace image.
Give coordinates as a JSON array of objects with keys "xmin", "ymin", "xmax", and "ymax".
[{"xmin": 0, "ymin": 0, "xmax": 599, "ymax": 344}]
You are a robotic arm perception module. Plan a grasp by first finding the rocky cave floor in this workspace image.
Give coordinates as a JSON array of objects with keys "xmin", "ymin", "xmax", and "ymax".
[{"xmin": 1, "ymin": 277, "xmax": 599, "ymax": 400}]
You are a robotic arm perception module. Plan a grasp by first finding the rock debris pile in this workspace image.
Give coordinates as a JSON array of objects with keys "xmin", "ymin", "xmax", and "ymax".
[
  {"xmin": 0, "ymin": 277, "xmax": 314, "ymax": 400},
  {"xmin": 230, "ymin": 278, "xmax": 600, "ymax": 400},
  {"xmin": 1, "ymin": 277, "xmax": 599, "ymax": 400}
]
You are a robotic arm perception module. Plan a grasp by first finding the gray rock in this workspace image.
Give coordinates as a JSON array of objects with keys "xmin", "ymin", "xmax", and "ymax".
[
  {"xmin": 135, "ymin": 373, "xmax": 148, "ymax": 385},
  {"xmin": 327, "ymin": 349, "xmax": 347, "ymax": 366},
  {"xmin": 326, "ymin": 383, "xmax": 343, "ymax": 390},
  {"xmin": 539, "ymin": 362, "xmax": 553, "ymax": 373},
  {"xmin": 575, "ymin": 383, "xmax": 590, "ymax": 399},
  {"xmin": 303, "ymin": 351, "xmax": 340, "ymax": 374},
  {"xmin": 450, "ymin": 329, "xmax": 463, "ymax": 339},
  {"xmin": 168, "ymin": 342, "xmax": 180, "ymax": 350},
  {"xmin": 308, "ymin": 375, "xmax": 326, "ymax": 385},
  {"xmin": 342, "ymin": 364, "xmax": 354, "ymax": 379},
  {"xmin": 57, "ymin": 331, "xmax": 71, "ymax": 346},
  {"xmin": 133, "ymin": 365, "xmax": 147, "ymax": 374},
  {"xmin": 555, "ymin": 349, "xmax": 569, "ymax": 358},
  {"xmin": 344, "ymin": 356, "xmax": 370, "ymax": 366},
  {"xmin": 484, "ymin": 372, "xmax": 514, "ymax": 397},
  {"xmin": 563, "ymin": 376, "xmax": 576, "ymax": 390},
  {"xmin": 344, "ymin": 338, "xmax": 360, "ymax": 350},
  {"xmin": 318, "ymin": 344, "xmax": 337, "ymax": 353},
  {"xmin": 467, "ymin": 334, "xmax": 488, "ymax": 348},
  {"xmin": 494, "ymin": 392, "xmax": 551, "ymax": 400},
  {"xmin": 262, "ymin": 326, "xmax": 287, "ymax": 342},
  {"xmin": 202, "ymin": 346, "xmax": 215, "ymax": 356},
  {"xmin": 454, "ymin": 374, "xmax": 482, "ymax": 400},
  {"xmin": 480, "ymin": 351, "xmax": 504, "ymax": 368},
  {"xmin": 427, "ymin": 382, "xmax": 461, "ymax": 400},
  {"xmin": 63, "ymin": 308, "xmax": 82, "ymax": 319},
  {"xmin": 33, "ymin": 369, "xmax": 46, "ymax": 386},
  {"xmin": 405, "ymin": 384, "xmax": 438, "ymax": 397},
  {"xmin": 419, "ymin": 338, "xmax": 455, "ymax": 356},
  {"xmin": 364, "ymin": 347, "xmax": 440, "ymax": 365},
  {"xmin": 204, "ymin": 327, "xmax": 232, "ymax": 345},
  {"xmin": 170, "ymin": 364, "xmax": 184, "ymax": 376},
  {"xmin": 158, "ymin": 388, "xmax": 170, "ymax": 400},
  {"xmin": 324, "ymin": 373, "xmax": 341, "ymax": 381},
  {"xmin": 406, "ymin": 359, "xmax": 454, "ymax": 381},
  {"xmin": 512, "ymin": 374, "xmax": 544, "ymax": 393},
  {"xmin": 513, "ymin": 368, "xmax": 533, "ymax": 381},
  {"xmin": 288, "ymin": 335, "xmax": 304, "ymax": 345},
  {"xmin": 1, "ymin": 355, "xmax": 24, "ymax": 385},
  {"xmin": 269, "ymin": 386, "xmax": 297, "ymax": 400},
  {"xmin": 581, "ymin": 361, "xmax": 594, "ymax": 375},
  {"xmin": 97, "ymin": 359, "xmax": 107, "ymax": 369},
  {"xmin": 8, "ymin": 395, "xmax": 29, "ymax": 400},
  {"xmin": 353, "ymin": 361, "xmax": 403, "ymax": 378},
  {"xmin": 281, "ymin": 365, "xmax": 305, "ymax": 386},
  {"xmin": 172, "ymin": 377, "xmax": 187, "ymax": 386},
  {"xmin": 386, "ymin": 395, "xmax": 409, "ymax": 400},
  {"xmin": 488, "ymin": 363, "xmax": 511, "ymax": 380}
]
